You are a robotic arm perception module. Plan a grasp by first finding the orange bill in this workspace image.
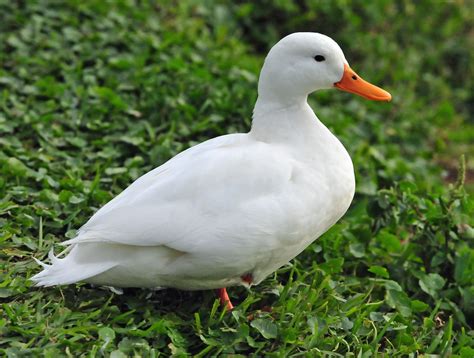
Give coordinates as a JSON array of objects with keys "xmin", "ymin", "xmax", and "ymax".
[{"xmin": 334, "ymin": 63, "xmax": 391, "ymax": 101}]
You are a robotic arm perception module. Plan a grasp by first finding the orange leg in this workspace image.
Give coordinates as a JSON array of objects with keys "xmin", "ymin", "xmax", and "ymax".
[{"xmin": 217, "ymin": 288, "xmax": 234, "ymax": 310}]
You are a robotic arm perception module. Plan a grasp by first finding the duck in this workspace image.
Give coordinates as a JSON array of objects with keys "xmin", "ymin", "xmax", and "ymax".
[{"xmin": 32, "ymin": 32, "xmax": 391, "ymax": 310}]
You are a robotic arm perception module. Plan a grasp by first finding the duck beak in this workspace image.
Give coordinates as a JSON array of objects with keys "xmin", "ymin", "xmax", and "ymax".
[{"xmin": 334, "ymin": 64, "xmax": 391, "ymax": 101}]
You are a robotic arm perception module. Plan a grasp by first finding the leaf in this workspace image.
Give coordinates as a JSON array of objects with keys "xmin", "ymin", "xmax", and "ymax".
[
  {"xmin": 464, "ymin": 225, "xmax": 474, "ymax": 239},
  {"xmin": 419, "ymin": 273, "xmax": 446, "ymax": 298},
  {"xmin": 251, "ymin": 318, "xmax": 278, "ymax": 339},
  {"xmin": 0, "ymin": 288, "xmax": 14, "ymax": 298},
  {"xmin": 385, "ymin": 289, "xmax": 412, "ymax": 317},
  {"xmin": 349, "ymin": 242, "xmax": 365, "ymax": 258},
  {"xmin": 5, "ymin": 157, "xmax": 30, "ymax": 177},
  {"xmin": 110, "ymin": 351, "xmax": 127, "ymax": 358},
  {"xmin": 99, "ymin": 327, "xmax": 115, "ymax": 342},
  {"xmin": 369, "ymin": 265, "xmax": 389, "ymax": 278},
  {"xmin": 66, "ymin": 137, "xmax": 87, "ymax": 148},
  {"xmin": 411, "ymin": 300, "xmax": 429, "ymax": 312},
  {"xmin": 384, "ymin": 280, "xmax": 403, "ymax": 292},
  {"xmin": 91, "ymin": 86, "xmax": 127, "ymax": 110},
  {"xmin": 118, "ymin": 338, "xmax": 150, "ymax": 353},
  {"xmin": 369, "ymin": 312, "xmax": 384, "ymax": 322},
  {"xmin": 105, "ymin": 167, "xmax": 128, "ymax": 175},
  {"xmin": 460, "ymin": 347, "xmax": 474, "ymax": 358},
  {"xmin": 99, "ymin": 327, "xmax": 115, "ymax": 351},
  {"xmin": 455, "ymin": 246, "xmax": 474, "ymax": 286},
  {"xmin": 59, "ymin": 190, "xmax": 73, "ymax": 203},
  {"xmin": 120, "ymin": 135, "xmax": 144, "ymax": 146},
  {"xmin": 319, "ymin": 258, "xmax": 344, "ymax": 274},
  {"xmin": 460, "ymin": 286, "xmax": 474, "ymax": 314},
  {"xmin": 69, "ymin": 195, "xmax": 85, "ymax": 204},
  {"xmin": 307, "ymin": 316, "xmax": 319, "ymax": 335},
  {"xmin": 341, "ymin": 317, "xmax": 354, "ymax": 331},
  {"xmin": 376, "ymin": 230, "xmax": 402, "ymax": 253}
]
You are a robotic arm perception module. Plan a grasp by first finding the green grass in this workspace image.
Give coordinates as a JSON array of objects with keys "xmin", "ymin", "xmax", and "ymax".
[{"xmin": 1, "ymin": 0, "xmax": 473, "ymax": 356}]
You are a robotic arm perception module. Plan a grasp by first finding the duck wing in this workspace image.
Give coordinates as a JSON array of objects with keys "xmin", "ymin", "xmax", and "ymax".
[{"xmin": 62, "ymin": 133, "xmax": 295, "ymax": 258}]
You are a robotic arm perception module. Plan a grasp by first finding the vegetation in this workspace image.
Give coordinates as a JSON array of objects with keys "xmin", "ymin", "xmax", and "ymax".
[{"xmin": 1, "ymin": 0, "xmax": 472, "ymax": 356}]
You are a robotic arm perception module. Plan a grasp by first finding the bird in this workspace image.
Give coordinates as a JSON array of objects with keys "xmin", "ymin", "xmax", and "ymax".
[{"xmin": 32, "ymin": 32, "xmax": 391, "ymax": 310}]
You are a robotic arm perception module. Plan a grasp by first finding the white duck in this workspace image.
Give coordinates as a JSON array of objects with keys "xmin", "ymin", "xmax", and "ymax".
[{"xmin": 32, "ymin": 32, "xmax": 391, "ymax": 309}]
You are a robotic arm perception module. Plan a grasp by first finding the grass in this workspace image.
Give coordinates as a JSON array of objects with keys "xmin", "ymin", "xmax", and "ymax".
[{"xmin": 1, "ymin": 0, "xmax": 473, "ymax": 356}]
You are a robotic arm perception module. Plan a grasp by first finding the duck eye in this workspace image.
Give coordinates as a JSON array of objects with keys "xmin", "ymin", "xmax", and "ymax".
[{"xmin": 314, "ymin": 55, "xmax": 325, "ymax": 62}]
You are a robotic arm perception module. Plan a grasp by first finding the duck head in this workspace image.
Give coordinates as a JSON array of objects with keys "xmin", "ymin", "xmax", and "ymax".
[{"xmin": 257, "ymin": 32, "xmax": 391, "ymax": 104}]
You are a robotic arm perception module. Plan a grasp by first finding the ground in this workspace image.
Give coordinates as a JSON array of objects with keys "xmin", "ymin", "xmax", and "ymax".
[{"xmin": 1, "ymin": 1, "xmax": 473, "ymax": 356}]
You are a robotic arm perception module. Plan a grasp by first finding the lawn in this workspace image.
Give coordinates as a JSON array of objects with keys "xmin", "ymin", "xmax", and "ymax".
[{"xmin": 1, "ymin": 0, "xmax": 473, "ymax": 356}]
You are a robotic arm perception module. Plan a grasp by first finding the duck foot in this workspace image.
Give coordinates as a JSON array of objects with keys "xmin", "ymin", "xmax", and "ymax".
[{"xmin": 217, "ymin": 288, "xmax": 234, "ymax": 311}]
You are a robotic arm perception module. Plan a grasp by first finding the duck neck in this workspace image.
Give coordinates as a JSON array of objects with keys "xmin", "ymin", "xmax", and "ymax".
[{"xmin": 250, "ymin": 95, "xmax": 324, "ymax": 144}]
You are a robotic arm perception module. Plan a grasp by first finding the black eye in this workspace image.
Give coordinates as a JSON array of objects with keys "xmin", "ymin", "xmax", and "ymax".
[{"xmin": 314, "ymin": 55, "xmax": 325, "ymax": 62}]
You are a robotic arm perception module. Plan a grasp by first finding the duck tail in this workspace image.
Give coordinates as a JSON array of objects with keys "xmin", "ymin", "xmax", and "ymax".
[{"xmin": 31, "ymin": 246, "xmax": 116, "ymax": 287}]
